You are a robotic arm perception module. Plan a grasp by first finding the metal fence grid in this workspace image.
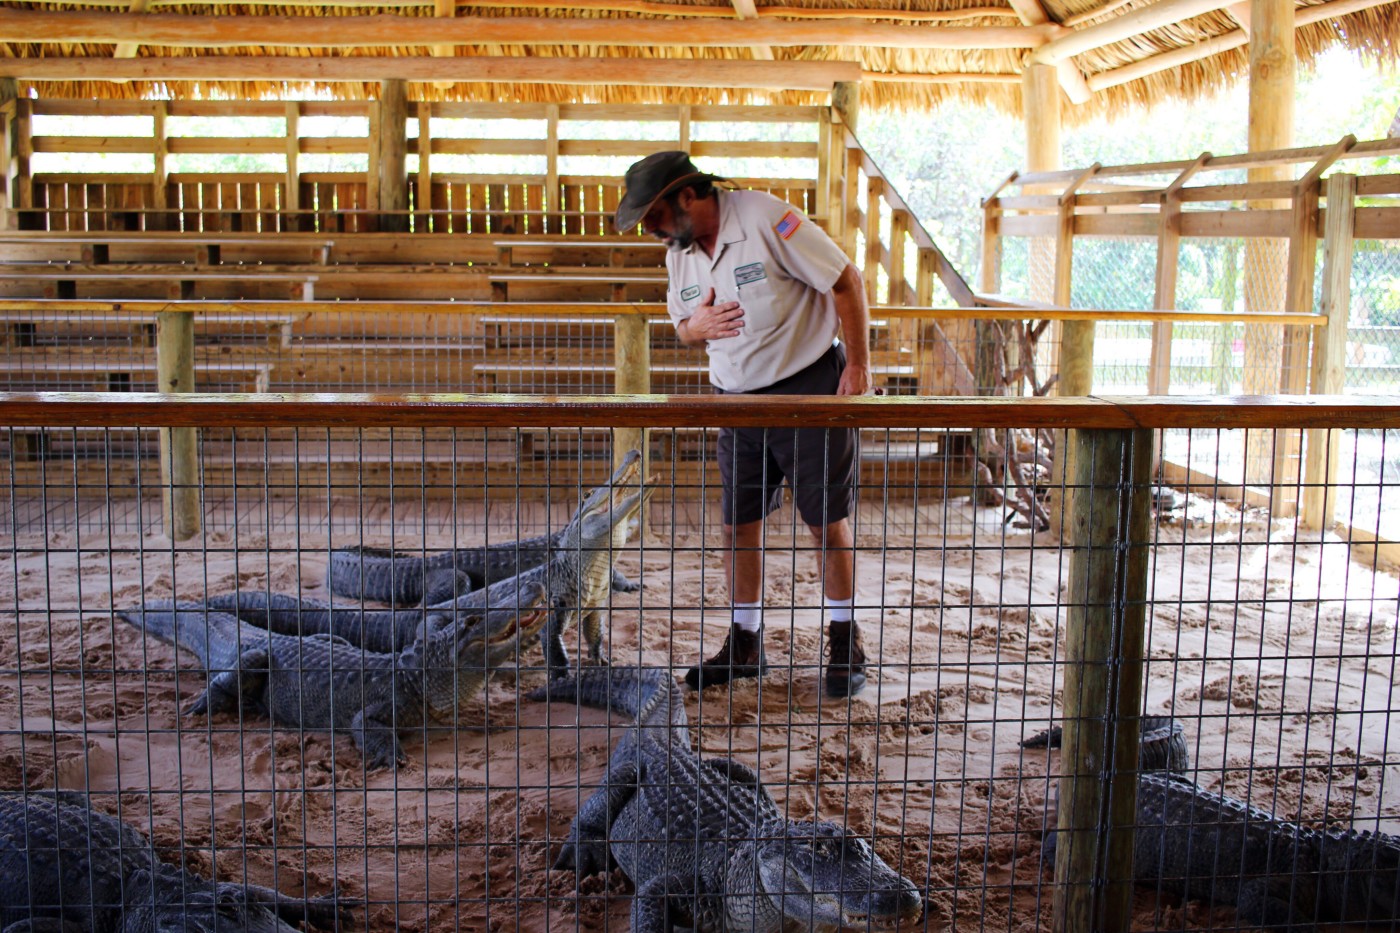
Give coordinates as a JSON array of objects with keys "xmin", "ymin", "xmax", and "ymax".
[{"xmin": 1, "ymin": 417, "xmax": 1397, "ymax": 931}]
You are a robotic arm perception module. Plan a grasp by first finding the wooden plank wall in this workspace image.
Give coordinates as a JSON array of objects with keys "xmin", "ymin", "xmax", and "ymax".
[{"xmin": 17, "ymin": 100, "xmax": 825, "ymax": 235}]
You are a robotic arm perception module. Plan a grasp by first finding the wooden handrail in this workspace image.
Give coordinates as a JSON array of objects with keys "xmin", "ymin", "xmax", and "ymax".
[
  {"xmin": 2, "ymin": 392, "xmax": 1398, "ymax": 431},
  {"xmin": 0, "ymin": 298, "xmax": 1327, "ymax": 326}
]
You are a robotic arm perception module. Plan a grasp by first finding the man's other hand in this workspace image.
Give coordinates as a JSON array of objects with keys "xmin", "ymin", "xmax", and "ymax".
[{"xmin": 837, "ymin": 362, "xmax": 874, "ymax": 396}]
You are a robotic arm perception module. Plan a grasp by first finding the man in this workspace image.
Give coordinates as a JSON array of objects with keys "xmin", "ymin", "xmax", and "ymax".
[{"xmin": 614, "ymin": 150, "xmax": 874, "ymax": 699}]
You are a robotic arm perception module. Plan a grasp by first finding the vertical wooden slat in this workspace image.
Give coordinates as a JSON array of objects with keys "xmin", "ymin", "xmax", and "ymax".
[
  {"xmin": 469, "ymin": 180, "xmax": 488, "ymax": 235},
  {"xmin": 843, "ymin": 145, "xmax": 861, "ymax": 262},
  {"xmin": 416, "ymin": 102, "xmax": 432, "ymax": 231},
  {"xmin": 366, "ymin": 96, "xmax": 381, "ymax": 230},
  {"xmin": 863, "ymin": 174, "xmax": 882, "ymax": 304},
  {"xmin": 1301, "ymin": 173, "xmax": 1356, "ymax": 532},
  {"xmin": 1148, "ymin": 153, "xmax": 1210, "ymax": 396},
  {"xmin": 1056, "ymin": 165, "xmax": 1099, "ymax": 400},
  {"xmin": 285, "ymin": 102, "xmax": 301, "ymax": 227},
  {"xmin": 151, "ymin": 101, "xmax": 168, "ymax": 227},
  {"xmin": 545, "ymin": 103, "xmax": 560, "ymax": 234}
]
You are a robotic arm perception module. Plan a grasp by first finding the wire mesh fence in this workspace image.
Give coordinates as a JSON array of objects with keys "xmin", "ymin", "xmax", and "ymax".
[{"xmin": 1, "ymin": 396, "xmax": 1397, "ymax": 932}]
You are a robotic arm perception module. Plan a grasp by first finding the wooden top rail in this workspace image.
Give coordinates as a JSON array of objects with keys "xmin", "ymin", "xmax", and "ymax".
[
  {"xmin": 0, "ymin": 298, "xmax": 1327, "ymax": 327},
  {"xmin": 2, "ymin": 393, "xmax": 1398, "ymax": 431},
  {"xmin": 494, "ymin": 237, "xmax": 665, "ymax": 249},
  {"xmin": 1009, "ymin": 135, "xmax": 1400, "ymax": 189}
]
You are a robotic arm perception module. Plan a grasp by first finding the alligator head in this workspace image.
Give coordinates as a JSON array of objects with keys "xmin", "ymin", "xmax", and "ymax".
[
  {"xmin": 418, "ymin": 580, "xmax": 551, "ymax": 712},
  {"xmin": 753, "ymin": 818, "xmax": 924, "ymax": 931},
  {"xmin": 1320, "ymin": 827, "xmax": 1400, "ymax": 924},
  {"xmin": 557, "ymin": 449, "xmax": 656, "ymax": 555}
]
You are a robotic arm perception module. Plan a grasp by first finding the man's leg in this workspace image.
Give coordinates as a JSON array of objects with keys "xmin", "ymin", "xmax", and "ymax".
[
  {"xmin": 685, "ymin": 431, "xmax": 776, "ymax": 690},
  {"xmin": 810, "ymin": 515, "xmax": 866, "ymax": 698}
]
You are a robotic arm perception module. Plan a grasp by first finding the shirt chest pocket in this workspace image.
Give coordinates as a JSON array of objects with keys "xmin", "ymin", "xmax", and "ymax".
[{"xmin": 734, "ymin": 266, "xmax": 781, "ymax": 333}]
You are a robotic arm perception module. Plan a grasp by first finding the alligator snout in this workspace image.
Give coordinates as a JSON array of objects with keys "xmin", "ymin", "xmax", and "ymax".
[{"xmin": 843, "ymin": 879, "xmax": 924, "ymax": 930}]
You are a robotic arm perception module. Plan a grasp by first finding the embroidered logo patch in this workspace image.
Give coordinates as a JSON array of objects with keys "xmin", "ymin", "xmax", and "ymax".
[
  {"xmin": 734, "ymin": 262, "xmax": 767, "ymax": 287},
  {"xmin": 680, "ymin": 284, "xmax": 701, "ymax": 301},
  {"xmin": 774, "ymin": 210, "xmax": 802, "ymax": 240}
]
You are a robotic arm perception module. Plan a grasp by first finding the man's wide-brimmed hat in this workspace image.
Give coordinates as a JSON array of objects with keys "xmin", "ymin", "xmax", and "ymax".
[{"xmin": 614, "ymin": 151, "xmax": 725, "ymax": 231}]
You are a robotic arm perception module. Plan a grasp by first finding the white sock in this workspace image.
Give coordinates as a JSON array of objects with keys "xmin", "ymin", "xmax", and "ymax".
[
  {"xmin": 732, "ymin": 602, "xmax": 763, "ymax": 632},
  {"xmin": 824, "ymin": 596, "xmax": 854, "ymax": 625}
]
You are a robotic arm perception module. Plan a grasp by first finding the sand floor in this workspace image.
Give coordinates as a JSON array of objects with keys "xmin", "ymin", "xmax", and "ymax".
[{"xmin": 2, "ymin": 494, "xmax": 1398, "ymax": 931}]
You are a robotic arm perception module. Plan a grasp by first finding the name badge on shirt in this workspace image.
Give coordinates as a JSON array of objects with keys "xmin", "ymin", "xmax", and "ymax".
[
  {"xmin": 735, "ymin": 262, "xmax": 767, "ymax": 287},
  {"xmin": 680, "ymin": 284, "xmax": 701, "ymax": 302}
]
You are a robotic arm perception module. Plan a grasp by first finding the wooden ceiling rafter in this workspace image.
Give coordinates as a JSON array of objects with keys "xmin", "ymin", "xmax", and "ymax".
[
  {"xmin": 7, "ymin": 0, "xmax": 1027, "ymax": 19},
  {"xmin": 0, "ymin": 8, "xmax": 1061, "ymax": 48},
  {"xmin": 0, "ymin": 54, "xmax": 864, "ymax": 90},
  {"xmin": 1086, "ymin": 0, "xmax": 1400, "ymax": 91}
]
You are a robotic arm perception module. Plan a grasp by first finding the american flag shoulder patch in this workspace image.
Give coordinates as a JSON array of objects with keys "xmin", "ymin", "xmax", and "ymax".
[{"xmin": 774, "ymin": 210, "xmax": 802, "ymax": 240}]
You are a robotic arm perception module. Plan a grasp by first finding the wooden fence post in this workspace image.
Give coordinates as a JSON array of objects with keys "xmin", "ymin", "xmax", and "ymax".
[
  {"xmin": 1054, "ymin": 426, "xmax": 1153, "ymax": 933},
  {"xmin": 1148, "ymin": 153, "xmax": 1210, "ymax": 395},
  {"xmin": 1301, "ymin": 172, "xmax": 1356, "ymax": 532},
  {"xmin": 156, "ymin": 310, "xmax": 200, "ymax": 541},
  {"xmin": 614, "ymin": 310, "xmax": 651, "ymax": 471}
]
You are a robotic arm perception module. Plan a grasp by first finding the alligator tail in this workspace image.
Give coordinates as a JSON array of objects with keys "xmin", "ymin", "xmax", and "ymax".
[
  {"xmin": 529, "ymin": 665, "xmax": 687, "ymax": 737},
  {"xmin": 117, "ymin": 602, "xmax": 252, "ymax": 671}
]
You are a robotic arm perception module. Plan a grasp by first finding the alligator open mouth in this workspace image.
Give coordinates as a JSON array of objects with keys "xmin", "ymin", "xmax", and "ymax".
[{"xmin": 487, "ymin": 608, "xmax": 548, "ymax": 646}]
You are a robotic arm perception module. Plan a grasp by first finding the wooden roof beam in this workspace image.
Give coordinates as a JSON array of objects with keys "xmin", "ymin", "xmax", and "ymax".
[
  {"xmin": 1087, "ymin": 0, "xmax": 1400, "ymax": 92},
  {"xmin": 1028, "ymin": 0, "xmax": 1246, "ymax": 65},
  {"xmin": 0, "ymin": 55, "xmax": 863, "ymax": 90},
  {"xmin": 0, "ymin": 9, "xmax": 1059, "ymax": 48},
  {"xmin": 1001, "ymin": 0, "xmax": 1093, "ymax": 107}
]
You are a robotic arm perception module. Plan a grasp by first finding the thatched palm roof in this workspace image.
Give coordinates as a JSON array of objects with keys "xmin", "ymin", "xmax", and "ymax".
[{"xmin": 0, "ymin": 0, "xmax": 1395, "ymax": 121}]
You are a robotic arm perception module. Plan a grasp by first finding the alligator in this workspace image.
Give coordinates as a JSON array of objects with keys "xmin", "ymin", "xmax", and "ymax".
[
  {"xmin": 1020, "ymin": 714, "xmax": 1190, "ymax": 773},
  {"xmin": 1042, "ymin": 770, "xmax": 1400, "ymax": 927},
  {"xmin": 200, "ymin": 590, "xmax": 461, "ymax": 655},
  {"xmin": 325, "ymin": 450, "xmax": 647, "ymax": 608},
  {"xmin": 532, "ymin": 666, "xmax": 924, "ymax": 932},
  {"xmin": 1031, "ymin": 719, "xmax": 1399, "ymax": 927},
  {"xmin": 118, "ymin": 582, "xmax": 549, "ymax": 770},
  {"xmin": 0, "ymin": 790, "xmax": 349, "ymax": 932},
  {"xmin": 207, "ymin": 453, "xmax": 652, "ymax": 682}
]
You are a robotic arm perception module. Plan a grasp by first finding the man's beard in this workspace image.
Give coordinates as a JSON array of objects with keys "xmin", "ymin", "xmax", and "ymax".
[{"xmin": 661, "ymin": 207, "xmax": 695, "ymax": 252}]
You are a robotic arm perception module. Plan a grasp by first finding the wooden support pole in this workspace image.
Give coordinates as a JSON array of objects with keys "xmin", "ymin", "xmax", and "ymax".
[
  {"xmin": 156, "ymin": 310, "xmax": 200, "ymax": 541},
  {"xmin": 1148, "ymin": 152, "xmax": 1210, "ymax": 395},
  {"xmin": 1242, "ymin": 0, "xmax": 1294, "ymax": 489},
  {"xmin": 614, "ymin": 312, "xmax": 651, "ymax": 472},
  {"xmin": 832, "ymin": 80, "xmax": 861, "ymax": 136},
  {"xmin": 15, "ymin": 98, "xmax": 30, "ymax": 212},
  {"xmin": 377, "ymin": 79, "xmax": 409, "ymax": 233},
  {"xmin": 1301, "ymin": 173, "xmax": 1356, "ymax": 532},
  {"xmin": 0, "ymin": 79, "xmax": 14, "ymax": 229},
  {"xmin": 1053, "ymin": 426, "xmax": 1153, "ymax": 933}
]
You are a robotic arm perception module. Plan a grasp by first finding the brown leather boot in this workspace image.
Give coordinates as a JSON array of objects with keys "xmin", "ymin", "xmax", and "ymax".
[
  {"xmin": 684, "ymin": 624, "xmax": 768, "ymax": 690},
  {"xmin": 825, "ymin": 620, "xmax": 867, "ymax": 698}
]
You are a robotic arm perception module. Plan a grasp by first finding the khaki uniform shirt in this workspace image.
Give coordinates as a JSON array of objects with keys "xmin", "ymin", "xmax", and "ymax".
[{"xmin": 666, "ymin": 189, "xmax": 849, "ymax": 393}]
